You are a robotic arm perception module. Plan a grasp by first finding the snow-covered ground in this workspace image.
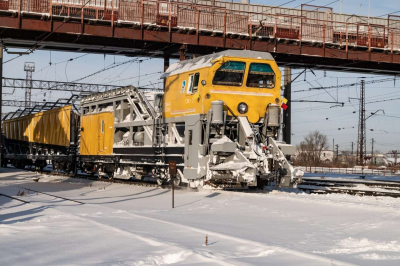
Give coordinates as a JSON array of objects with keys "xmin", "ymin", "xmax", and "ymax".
[{"xmin": 1, "ymin": 168, "xmax": 400, "ymax": 265}]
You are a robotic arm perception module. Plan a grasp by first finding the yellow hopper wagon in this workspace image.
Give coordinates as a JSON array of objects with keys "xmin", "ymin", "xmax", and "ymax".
[
  {"xmin": 79, "ymin": 50, "xmax": 303, "ymax": 188},
  {"xmin": 2, "ymin": 104, "xmax": 79, "ymax": 172}
]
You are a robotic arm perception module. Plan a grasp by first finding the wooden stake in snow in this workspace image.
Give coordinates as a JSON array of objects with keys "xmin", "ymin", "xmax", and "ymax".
[{"xmin": 205, "ymin": 235, "xmax": 208, "ymax": 246}]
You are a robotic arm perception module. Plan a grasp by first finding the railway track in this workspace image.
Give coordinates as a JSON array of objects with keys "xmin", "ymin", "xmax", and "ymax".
[
  {"xmin": 24, "ymin": 168, "xmax": 168, "ymax": 189},
  {"xmin": 14, "ymin": 167, "xmax": 400, "ymax": 198},
  {"xmin": 298, "ymin": 177, "xmax": 400, "ymax": 198}
]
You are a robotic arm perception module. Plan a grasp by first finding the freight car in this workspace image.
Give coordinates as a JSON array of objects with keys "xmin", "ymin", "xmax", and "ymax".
[
  {"xmin": 2, "ymin": 105, "xmax": 79, "ymax": 172},
  {"xmin": 2, "ymin": 50, "xmax": 303, "ymax": 189}
]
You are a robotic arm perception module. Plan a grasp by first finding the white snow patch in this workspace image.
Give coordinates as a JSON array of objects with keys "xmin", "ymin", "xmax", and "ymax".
[
  {"xmin": 125, "ymin": 251, "xmax": 192, "ymax": 266},
  {"xmin": 356, "ymin": 253, "xmax": 400, "ymax": 260},
  {"xmin": 315, "ymin": 237, "xmax": 400, "ymax": 254},
  {"xmin": 0, "ymin": 225, "xmax": 47, "ymax": 236}
]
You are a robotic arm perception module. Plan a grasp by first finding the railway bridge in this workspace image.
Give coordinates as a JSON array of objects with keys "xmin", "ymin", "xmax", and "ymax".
[{"xmin": 1, "ymin": 0, "xmax": 400, "ymax": 74}]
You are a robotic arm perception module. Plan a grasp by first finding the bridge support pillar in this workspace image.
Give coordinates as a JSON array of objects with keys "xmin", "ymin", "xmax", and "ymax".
[
  {"xmin": 163, "ymin": 53, "xmax": 170, "ymax": 91},
  {"xmin": 283, "ymin": 67, "xmax": 291, "ymax": 144},
  {"xmin": 0, "ymin": 44, "xmax": 3, "ymax": 167}
]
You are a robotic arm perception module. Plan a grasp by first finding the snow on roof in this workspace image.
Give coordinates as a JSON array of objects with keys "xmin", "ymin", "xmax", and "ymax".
[{"xmin": 160, "ymin": 50, "xmax": 275, "ymax": 79}]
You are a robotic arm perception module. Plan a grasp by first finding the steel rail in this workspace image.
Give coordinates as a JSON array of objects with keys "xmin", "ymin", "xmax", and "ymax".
[{"xmin": 299, "ymin": 177, "xmax": 400, "ymax": 198}]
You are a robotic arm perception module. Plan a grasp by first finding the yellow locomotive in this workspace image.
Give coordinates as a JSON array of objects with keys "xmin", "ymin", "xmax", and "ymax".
[{"xmin": 2, "ymin": 50, "xmax": 302, "ymax": 188}]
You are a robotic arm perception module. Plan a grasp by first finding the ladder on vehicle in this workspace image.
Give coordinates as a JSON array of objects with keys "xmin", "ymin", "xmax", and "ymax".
[{"xmin": 125, "ymin": 87, "xmax": 162, "ymax": 146}]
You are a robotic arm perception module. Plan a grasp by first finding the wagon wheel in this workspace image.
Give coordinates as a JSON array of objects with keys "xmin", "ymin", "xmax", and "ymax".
[
  {"xmin": 157, "ymin": 178, "xmax": 165, "ymax": 186},
  {"xmin": 107, "ymin": 171, "xmax": 114, "ymax": 180}
]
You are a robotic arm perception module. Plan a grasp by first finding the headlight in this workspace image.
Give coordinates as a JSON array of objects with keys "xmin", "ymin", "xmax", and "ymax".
[{"xmin": 237, "ymin": 102, "xmax": 248, "ymax": 114}]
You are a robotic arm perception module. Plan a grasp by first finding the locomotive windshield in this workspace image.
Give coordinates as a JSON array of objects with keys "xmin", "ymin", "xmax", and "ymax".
[
  {"xmin": 246, "ymin": 63, "xmax": 275, "ymax": 88},
  {"xmin": 212, "ymin": 61, "xmax": 246, "ymax": 86}
]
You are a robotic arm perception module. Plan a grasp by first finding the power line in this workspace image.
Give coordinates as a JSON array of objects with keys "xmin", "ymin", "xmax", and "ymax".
[
  {"xmin": 291, "ymin": 74, "xmax": 400, "ymax": 106},
  {"xmin": 309, "ymin": 77, "xmax": 395, "ymax": 90},
  {"xmin": 72, "ymin": 58, "xmax": 151, "ymax": 83},
  {"xmin": 366, "ymin": 97, "xmax": 400, "ymax": 105},
  {"xmin": 376, "ymin": 114, "xmax": 400, "ymax": 119}
]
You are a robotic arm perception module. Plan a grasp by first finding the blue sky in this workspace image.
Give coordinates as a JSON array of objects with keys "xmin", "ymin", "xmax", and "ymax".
[{"xmin": 3, "ymin": 0, "xmax": 400, "ymax": 153}]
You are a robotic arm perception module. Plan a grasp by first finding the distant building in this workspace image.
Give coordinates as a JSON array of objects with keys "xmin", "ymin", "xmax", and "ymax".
[
  {"xmin": 293, "ymin": 149, "xmax": 334, "ymax": 163},
  {"xmin": 321, "ymin": 150, "xmax": 334, "ymax": 163}
]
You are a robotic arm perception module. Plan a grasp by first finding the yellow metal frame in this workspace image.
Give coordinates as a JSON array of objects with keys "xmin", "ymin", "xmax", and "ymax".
[{"xmin": 163, "ymin": 55, "xmax": 281, "ymax": 123}]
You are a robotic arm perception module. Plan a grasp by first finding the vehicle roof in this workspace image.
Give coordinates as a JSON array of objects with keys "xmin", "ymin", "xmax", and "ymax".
[{"xmin": 160, "ymin": 50, "xmax": 275, "ymax": 79}]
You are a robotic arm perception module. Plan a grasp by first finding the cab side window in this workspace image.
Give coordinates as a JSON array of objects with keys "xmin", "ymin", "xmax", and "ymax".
[
  {"xmin": 212, "ymin": 61, "xmax": 246, "ymax": 86},
  {"xmin": 187, "ymin": 73, "xmax": 200, "ymax": 94},
  {"xmin": 246, "ymin": 63, "xmax": 275, "ymax": 88}
]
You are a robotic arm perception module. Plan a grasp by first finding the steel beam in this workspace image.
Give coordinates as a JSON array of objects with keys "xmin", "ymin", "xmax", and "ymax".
[
  {"xmin": 2, "ymin": 78, "xmax": 119, "ymax": 92},
  {"xmin": 2, "ymin": 100, "xmax": 48, "ymax": 107},
  {"xmin": 0, "ymin": 44, "xmax": 3, "ymax": 166}
]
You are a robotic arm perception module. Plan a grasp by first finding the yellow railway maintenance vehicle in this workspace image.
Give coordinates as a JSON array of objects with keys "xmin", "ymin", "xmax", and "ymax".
[{"xmin": 79, "ymin": 50, "xmax": 303, "ymax": 188}]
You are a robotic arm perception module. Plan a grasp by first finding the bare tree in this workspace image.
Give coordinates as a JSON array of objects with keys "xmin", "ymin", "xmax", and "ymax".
[{"xmin": 295, "ymin": 131, "xmax": 329, "ymax": 166}]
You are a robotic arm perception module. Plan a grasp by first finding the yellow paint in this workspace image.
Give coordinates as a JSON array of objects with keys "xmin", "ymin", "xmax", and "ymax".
[
  {"xmin": 3, "ymin": 106, "xmax": 72, "ymax": 147},
  {"xmin": 163, "ymin": 55, "xmax": 281, "ymax": 123},
  {"xmin": 80, "ymin": 112, "xmax": 114, "ymax": 156}
]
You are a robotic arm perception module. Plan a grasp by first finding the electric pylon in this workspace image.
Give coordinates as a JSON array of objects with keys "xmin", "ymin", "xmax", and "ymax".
[
  {"xmin": 357, "ymin": 80, "xmax": 366, "ymax": 166},
  {"xmin": 24, "ymin": 62, "xmax": 35, "ymax": 107}
]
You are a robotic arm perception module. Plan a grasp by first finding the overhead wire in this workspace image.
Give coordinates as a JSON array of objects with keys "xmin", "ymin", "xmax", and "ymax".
[
  {"xmin": 291, "ymin": 75, "xmax": 400, "ymax": 106},
  {"xmin": 35, "ymin": 53, "xmax": 90, "ymax": 79},
  {"xmin": 71, "ymin": 57, "xmax": 151, "ymax": 83},
  {"xmin": 99, "ymin": 71, "xmax": 163, "ymax": 85}
]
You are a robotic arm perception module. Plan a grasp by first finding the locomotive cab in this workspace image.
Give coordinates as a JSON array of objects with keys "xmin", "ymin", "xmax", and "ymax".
[{"xmin": 162, "ymin": 50, "xmax": 281, "ymax": 124}]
